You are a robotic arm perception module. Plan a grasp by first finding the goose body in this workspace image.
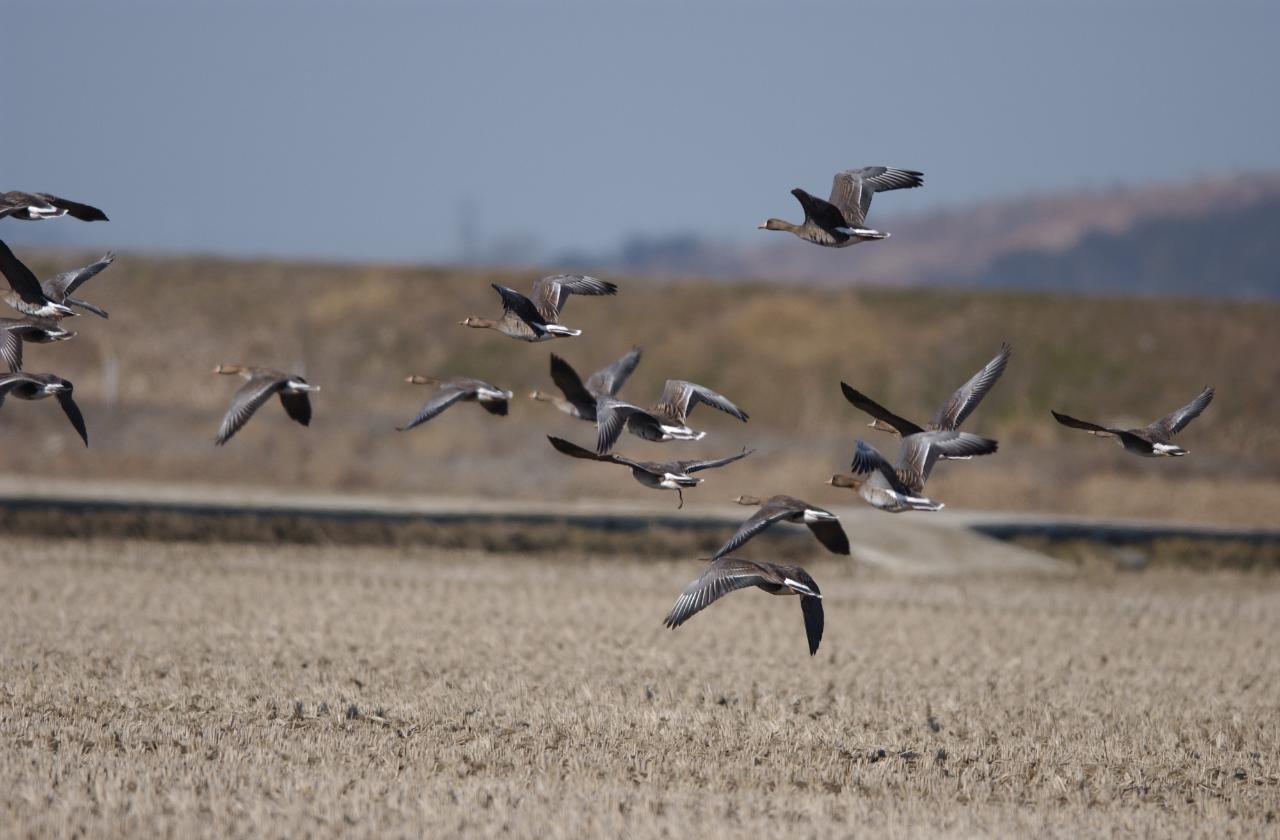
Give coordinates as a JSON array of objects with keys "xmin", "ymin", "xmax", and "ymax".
[
  {"xmin": 715, "ymin": 495, "xmax": 850, "ymax": 558},
  {"xmin": 830, "ymin": 431, "xmax": 997, "ymax": 513},
  {"xmin": 1051, "ymin": 387, "xmax": 1214, "ymax": 457},
  {"xmin": 759, "ymin": 167, "xmax": 923, "ymax": 248},
  {"xmin": 213, "ymin": 365, "xmax": 318, "ymax": 446},
  {"xmin": 0, "ymin": 241, "xmax": 77, "ymax": 319},
  {"xmin": 0, "ymin": 317, "xmax": 75, "ymax": 372},
  {"xmin": 461, "ymin": 275, "xmax": 617, "ymax": 342},
  {"xmin": 398, "ymin": 375, "xmax": 513, "ymax": 431},
  {"xmin": 0, "ymin": 372, "xmax": 88, "ymax": 445},
  {"xmin": 547, "ymin": 435, "xmax": 752, "ymax": 509},
  {"xmin": 530, "ymin": 347, "xmax": 642, "ymax": 421},
  {"xmin": 664, "ymin": 558, "xmax": 824, "ymax": 655},
  {"xmin": 0, "ymin": 191, "xmax": 108, "ymax": 222},
  {"xmin": 594, "ymin": 379, "xmax": 748, "ymax": 454}
]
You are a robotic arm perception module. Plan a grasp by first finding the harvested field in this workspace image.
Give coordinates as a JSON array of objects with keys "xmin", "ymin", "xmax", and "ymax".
[{"xmin": 3, "ymin": 537, "xmax": 1279, "ymax": 837}]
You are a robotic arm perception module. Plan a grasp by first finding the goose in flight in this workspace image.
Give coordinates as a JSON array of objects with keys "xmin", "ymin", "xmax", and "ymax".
[
  {"xmin": 2, "ymin": 250, "xmax": 115, "ymax": 320},
  {"xmin": 0, "ymin": 241, "xmax": 77, "ymax": 319},
  {"xmin": 714, "ymin": 495, "xmax": 850, "ymax": 559},
  {"xmin": 664, "ymin": 558, "xmax": 824, "ymax": 656},
  {"xmin": 829, "ymin": 431, "xmax": 997, "ymax": 513},
  {"xmin": 398, "ymin": 375, "xmax": 513, "ymax": 431},
  {"xmin": 758, "ymin": 167, "xmax": 923, "ymax": 247},
  {"xmin": 529, "ymin": 347, "xmax": 642, "ymax": 422},
  {"xmin": 594, "ymin": 380, "xmax": 748, "ymax": 454},
  {"xmin": 212, "ymin": 366, "xmax": 319, "ymax": 446},
  {"xmin": 460, "ymin": 275, "xmax": 617, "ymax": 341},
  {"xmin": 0, "ymin": 317, "xmax": 76, "ymax": 372},
  {"xmin": 0, "ymin": 191, "xmax": 108, "ymax": 222},
  {"xmin": 0, "ymin": 372, "xmax": 88, "ymax": 445},
  {"xmin": 546, "ymin": 435, "xmax": 752, "ymax": 509},
  {"xmin": 1051, "ymin": 387, "xmax": 1214, "ymax": 457}
]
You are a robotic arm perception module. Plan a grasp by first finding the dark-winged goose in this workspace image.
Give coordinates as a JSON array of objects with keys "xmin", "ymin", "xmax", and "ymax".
[
  {"xmin": 714, "ymin": 495, "xmax": 850, "ymax": 559},
  {"xmin": 547, "ymin": 435, "xmax": 752, "ymax": 509},
  {"xmin": 0, "ymin": 317, "xmax": 76, "ymax": 372},
  {"xmin": 0, "ymin": 372, "xmax": 88, "ymax": 445},
  {"xmin": 594, "ymin": 380, "xmax": 748, "ymax": 454},
  {"xmin": 758, "ymin": 167, "xmax": 923, "ymax": 247},
  {"xmin": 529, "ymin": 346, "xmax": 642, "ymax": 421},
  {"xmin": 664, "ymin": 558, "xmax": 824, "ymax": 656},
  {"xmin": 460, "ymin": 274, "xmax": 617, "ymax": 341},
  {"xmin": 0, "ymin": 241, "xmax": 76, "ymax": 319},
  {"xmin": 4, "ymin": 252, "xmax": 116, "ymax": 319},
  {"xmin": 397, "ymin": 376, "xmax": 513, "ymax": 431},
  {"xmin": 0, "ymin": 191, "xmax": 108, "ymax": 222},
  {"xmin": 213, "ymin": 365, "xmax": 319, "ymax": 446},
  {"xmin": 829, "ymin": 431, "xmax": 997, "ymax": 513},
  {"xmin": 1051, "ymin": 386, "xmax": 1214, "ymax": 457}
]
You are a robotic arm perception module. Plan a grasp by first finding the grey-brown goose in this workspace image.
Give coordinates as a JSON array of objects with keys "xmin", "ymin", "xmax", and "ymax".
[
  {"xmin": 0, "ymin": 191, "xmax": 108, "ymax": 222},
  {"xmin": 758, "ymin": 167, "xmax": 923, "ymax": 247},
  {"xmin": 460, "ymin": 275, "xmax": 617, "ymax": 341},
  {"xmin": 851, "ymin": 344, "xmax": 1011, "ymax": 450},
  {"xmin": 398, "ymin": 376, "xmax": 513, "ymax": 431},
  {"xmin": 4, "ymin": 252, "xmax": 115, "ymax": 319},
  {"xmin": 0, "ymin": 241, "xmax": 76, "ymax": 318},
  {"xmin": 213, "ymin": 365, "xmax": 319, "ymax": 446},
  {"xmin": 0, "ymin": 372, "xmax": 88, "ymax": 445},
  {"xmin": 664, "ymin": 558, "xmax": 824, "ymax": 655},
  {"xmin": 829, "ymin": 431, "xmax": 997, "ymax": 513},
  {"xmin": 1051, "ymin": 387, "xmax": 1214, "ymax": 457},
  {"xmin": 714, "ymin": 495, "xmax": 850, "ymax": 559},
  {"xmin": 594, "ymin": 380, "xmax": 748, "ymax": 454},
  {"xmin": 0, "ymin": 317, "xmax": 76, "ymax": 372},
  {"xmin": 529, "ymin": 346, "xmax": 642, "ymax": 421},
  {"xmin": 547, "ymin": 435, "xmax": 752, "ymax": 509}
]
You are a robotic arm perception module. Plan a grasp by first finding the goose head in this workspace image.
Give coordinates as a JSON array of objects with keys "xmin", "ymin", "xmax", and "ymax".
[
  {"xmin": 459, "ymin": 317, "xmax": 495, "ymax": 330},
  {"xmin": 826, "ymin": 474, "xmax": 865, "ymax": 490},
  {"xmin": 757, "ymin": 218, "xmax": 796, "ymax": 232},
  {"xmin": 405, "ymin": 375, "xmax": 440, "ymax": 386},
  {"xmin": 529, "ymin": 390, "xmax": 552, "ymax": 402},
  {"xmin": 212, "ymin": 364, "xmax": 245, "ymax": 375},
  {"xmin": 867, "ymin": 419, "xmax": 901, "ymax": 435},
  {"xmin": 732, "ymin": 495, "xmax": 762, "ymax": 506}
]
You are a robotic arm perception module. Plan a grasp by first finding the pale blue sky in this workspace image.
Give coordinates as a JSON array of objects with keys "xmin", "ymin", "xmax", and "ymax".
[{"xmin": 7, "ymin": 0, "xmax": 1279, "ymax": 262}]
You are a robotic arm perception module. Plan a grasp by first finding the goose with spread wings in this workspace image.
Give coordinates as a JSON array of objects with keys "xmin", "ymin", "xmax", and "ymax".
[
  {"xmin": 845, "ymin": 343, "xmax": 1010, "ymax": 457},
  {"xmin": 0, "ymin": 317, "xmax": 75, "ymax": 372},
  {"xmin": 398, "ymin": 375, "xmax": 513, "ymax": 431},
  {"xmin": 1, "ymin": 191, "xmax": 108, "ymax": 222},
  {"xmin": 460, "ymin": 274, "xmax": 617, "ymax": 341},
  {"xmin": 714, "ymin": 495, "xmax": 850, "ymax": 559},
  {"xmin": 212, "ymin": 365, "xmax": 319, "ymax": 446},
  {"xmin": 758, "ymin": 167, "xmax": 923, "ymax": 247},
  {"xmin": 664, "ymin": 558, "xmax": 824, "ymax": 656},
  {"xmin": 594, "ymin": 379, "xmax": 748, "ymax": 454},
  {"xmin": 0, "ymin": 241, "xmax": 77, "ymax": 319},
  {"xmin": 1, "ymin": 249, "xmax": 115, "ymax": 320},
  {"xmin": 547, "ymin": 435, "xmax": 752, "ymax": 509},
  {"xmin": 530, "ymin": 347, "xmax": 641, "ymax": 421},
  {"xmin": 0, "ymin": 372, "xmax": 88, "ymax": 446},
  {"xmin": 1051, "ymin": 387, "xmax": 1214, "ymax": 457},
  {"xmin": 829, "ymin": 431, "xmax": 997, "ymax": 513}
]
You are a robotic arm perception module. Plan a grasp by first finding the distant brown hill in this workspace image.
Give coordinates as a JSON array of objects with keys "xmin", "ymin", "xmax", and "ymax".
[{"xmin": 593, "ymin": 172, "xmax": 1280, "ymax": 296}]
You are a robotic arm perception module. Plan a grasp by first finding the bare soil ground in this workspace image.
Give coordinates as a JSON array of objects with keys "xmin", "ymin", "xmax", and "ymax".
[{"xmin": 3, "ymin": 537, "xmax": 1278, "ymax": 838}]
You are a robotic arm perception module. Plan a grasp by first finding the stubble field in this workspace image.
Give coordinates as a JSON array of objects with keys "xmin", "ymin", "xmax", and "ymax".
[{"xmin": 3, "ymin": 536, "xmax": 1278, "ymax": 838}]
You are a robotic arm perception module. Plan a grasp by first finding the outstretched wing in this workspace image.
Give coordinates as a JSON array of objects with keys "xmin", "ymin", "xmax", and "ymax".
[
  {"xmin": 932, "ymin": 343, "xmax": 1012, "ymax": 431},
  {"xmin": 799, "ymin": 595, "xmax": 824, "ymax": 656},
  {"xmin": 491, "ymin": 283, "xmax": 548, "ymax": 330},
  {"xmin": 216, "ymin": 374, "xmax": 287, "ymax": 445},
  {"xmin": 0, "ymin": 240, "xmax": 48, "ymax": 304},
  {"xmin": 56, "ymin": 389, "xmax": 89, "ymax": 446},
  {"xmin": 549, "ymin": 354, "xmax": 594, "ymax": 410},
  {"xmin": 1148, "ymin": 386, "xmax": 1214, "ymax": 437},
  {"xmin": 658, "ymin": 380, "xmax": 748, "ymax": 423},
  {"xmin": 850, "ymin": 438, "xmax": 914, "ymax": 494},
  {"xmin": 530, "ymin": 274, "xmax": 617, "ymax": 322},
  {"xmin": 0, "ymin": 327, "xmax": 22, "ymax": 371},
  {"xmin": 840, "ymin": 383, "xmax": 925, "ymax": 437},
  {"xmin": 677, "ymin": 447, "xmax": 754, "ymax": 474},
  {"xmin": 595, "ymin": 397, "xmax": 655, "ymax": 454},
  {"xmin": 899, "ymin": 431, "xmax": 998, "ymax": 487},
  {"xmin": 828, "ymin": 167, "xmax": 924, "ymax": 227},
  {"xmin": 805, "ymin": 515, "xmax": 850, "ymax": 556},
  {"xmin": 40, "ymin": 193, "xmax": 109, "ymax": 222},
  {"xmin": 44, "ymin": 253, "xmax": 115, "ymax": 299},
  {"xmin": 546, "ymin": 435, "xmax": 644, "ymax": 470},
  {"xmin": 584, "ymin": 346, "xmax": 642, "ymax": 398},
  {"xmin": 279, "ymin": 391, "xmax": 312, "ymax": 426},
  {"xmin": 663, "ymin": 558, "xmax": 772, "ymax": 629},
  {"xmin": 789, "ymin": 188, "xmax": 848, "ymax": 231},
  {"xmin": 712, "ymin": 499, "xmax": 798, "ymax": 560},
  {"xmin": 396, "ymin": 385, "xmax": 471, "ymax": 431},
  {"xmin": 1051, "ymin": 410, "xmax": 1120, "ymax": 437}
]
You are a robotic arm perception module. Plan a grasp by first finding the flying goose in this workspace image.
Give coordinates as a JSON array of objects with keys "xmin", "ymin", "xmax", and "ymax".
[
  {"xmin": 460, "ymin": 275, "xmax": 617, "ymax": 341},
  {"xmin": 547, "ymin": 435, "xmax": 752, "ymax": 509},
  {"xmin": 851, "ymin": 344, "xmax": 1012, "ymax": 452},
  {"xmin": 1051, "ymin": 387, "xmax": 1214, "ymax": 457},
  {"xmin": 664, "ymin": 558, "xmax": 824, "ymax": 656},
  {"xmin": 714, "ymin": 495, "xmax": 850, "ymax": 559},
  {"xmin": 213, "ymin": 365, "xmax": 319, "ymax": 446},
  {"xmin": 0, "ymin": 317, "xmax": 76, "ymax": 372},
  {"xmin": 0, "ymin": 241, "xmax": 76, "ymax": 318},
  {"xmin": 2, "ymin": 250, "xmax": 115, "ymax": 320},
  {"xmin": 529, "ymin": 347, "xmax": 642, "ymax": 421},
  {"xmin": 594, "ymin": 380, "xmax": 748, "ymax": 454},
  {"xmin": 0, "ymin": 191, "xmax": 108, "ymax": 222},
  {"xmin": 397, "ymin": 376, "xmax": 513, "ymax": 431},
  {"xmin": 0, "ymin": 372, "xmax": 88, "ymax": 445},
  {"xmin": 828, "ymin": 431, "xmax": 997, "ymax": 513},
  {"xmin": 758, "ymin": 167, "xmax": 923, "ymax": 247}
]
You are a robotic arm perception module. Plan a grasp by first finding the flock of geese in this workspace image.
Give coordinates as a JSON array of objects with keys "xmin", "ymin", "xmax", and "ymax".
[{"xmin": 0, "ymin": 172, "xmax": 1217, "ymax": 656}]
